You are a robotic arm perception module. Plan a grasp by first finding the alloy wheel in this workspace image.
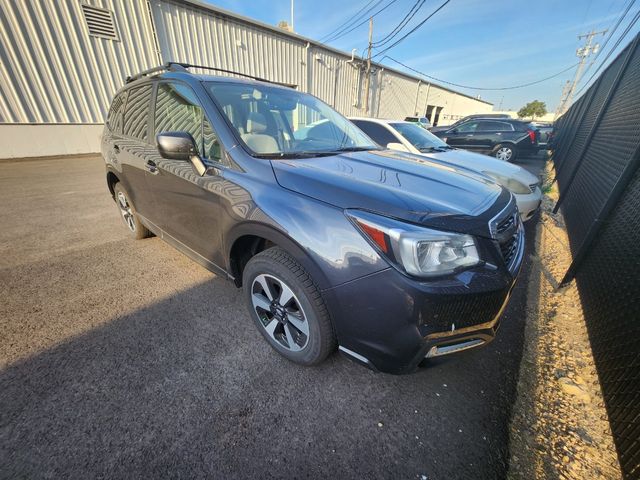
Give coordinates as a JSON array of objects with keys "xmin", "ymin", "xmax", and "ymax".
[
  {"xmin": 496, "ymin": 147, "xmax": 513, "ymax": 161},
  {"xmin": 117, "ymin": 191, "xmax": 136, "ymax": 232},
  {"xmin": 251, "ymin": 274, "xmax": 309, "ymax": 352}
]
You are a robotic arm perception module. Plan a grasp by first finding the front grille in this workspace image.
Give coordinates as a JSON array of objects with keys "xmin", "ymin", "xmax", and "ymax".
[
  {"xmin": 501, "ymin": 233, "xmax": 519, "ymax": 265},
  {"xmin": 490, "ymin": 198, "xmax": 523, "ymax": 273},
  {"xmin": 496, "ymin": 211, "xmax": 516, "ymax": 234},
  {"xmin": 419, "ymin": 289, "xmax": 507, "ymax": 335},
  {"xmin": 529, "ymin": 183, "xmax": 539, "ymax": 192}
]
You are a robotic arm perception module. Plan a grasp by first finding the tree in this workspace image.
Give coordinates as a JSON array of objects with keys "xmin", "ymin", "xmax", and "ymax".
[{"xmin": 518, "ymin": 100, "xmax": 547, "ymax": 120}]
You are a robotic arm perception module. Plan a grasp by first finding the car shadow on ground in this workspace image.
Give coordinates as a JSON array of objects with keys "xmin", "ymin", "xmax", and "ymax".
[{"xmin": 0, "ymin": 216, "xmax": 538, "ymax": 479}]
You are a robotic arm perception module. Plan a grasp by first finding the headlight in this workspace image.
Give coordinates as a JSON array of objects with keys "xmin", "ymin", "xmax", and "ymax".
[
  {"xmin": 346, "ymin": 210, "xmax": 481, "ymax": 278},
  {"xmin": 482, "ymin": 171, "xmax": 531, "ymax": 194}
]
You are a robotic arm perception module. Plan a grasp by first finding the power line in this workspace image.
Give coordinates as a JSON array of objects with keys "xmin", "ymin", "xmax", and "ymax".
[
  {"xmin": 372, "ymin": 0, "xmax": 452, "ymax": 58},
  {"xmin": 573, "ymin": 7, "xmax": 640, "ymax": 97},
  {"xmin": 571, "ymin": 0, "xmax": 639, "ymax": 96},
  {"xmin": 324, "ymin": 0, "xmax": 400, "ymax": 44},
  {"xmin": 382, "ymin": 56, "xmax": 580, "ymax": 90},
  {"xmin": 372, "ymin": 0, "xmax": 425, "ymax": 47},
  {"xmin": 318, "ymin": 0, "xmax": 379, "ymax": 43}
]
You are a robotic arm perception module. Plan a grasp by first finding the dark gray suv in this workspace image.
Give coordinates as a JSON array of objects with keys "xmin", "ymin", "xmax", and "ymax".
[{"xmin": 101, "ymin": 63, "xmax": 524, "ymax": 374}]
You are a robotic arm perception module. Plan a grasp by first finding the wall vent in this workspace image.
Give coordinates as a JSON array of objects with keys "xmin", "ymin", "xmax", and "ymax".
[{"xmin": 82, "ymin": 4, "xmax": 119, "ymax": 40}]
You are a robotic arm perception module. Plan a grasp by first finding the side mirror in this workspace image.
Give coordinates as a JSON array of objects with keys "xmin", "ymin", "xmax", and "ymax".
[
  {"xmin": 157, "ymin": 131, "xmax": 198, "ymax": 161},
  {"xmin": 156, "ymin": 131, "xmax": 207, "ymax": 176},
  {"xmin": 386, "ymin": 142, "xmax": 410, "ymax": 152},
  {"xmin": 450, "ymin": 128, "xmax": 459, "ymax": 134}
]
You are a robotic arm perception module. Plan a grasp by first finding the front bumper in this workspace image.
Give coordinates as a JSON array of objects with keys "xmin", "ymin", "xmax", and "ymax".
[
  {"xmin": 323, "ymin": 233, "xmax": 524, "ymax": 374},
  {"xmin": 514, "ymin": 187, "xmax": 542, "ymax": 221}
]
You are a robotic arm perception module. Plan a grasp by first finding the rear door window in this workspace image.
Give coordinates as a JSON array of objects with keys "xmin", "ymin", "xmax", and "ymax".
[
  {"xmin": 476, "ymin": 121, "xmax": 513, "ymax": 132},
  {"xmin": 123, "ymin": 85, "xmax": 153, "ymax": 142}
]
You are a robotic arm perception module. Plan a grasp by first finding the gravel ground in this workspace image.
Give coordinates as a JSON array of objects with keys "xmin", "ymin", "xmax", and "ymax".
[
  {"xmin": 1, "ymin": 154, "xmax": 543, "ymax": 479},
  {"xmin": 507, "ymin": 168, "xmax": 622, "ymax": 479}
]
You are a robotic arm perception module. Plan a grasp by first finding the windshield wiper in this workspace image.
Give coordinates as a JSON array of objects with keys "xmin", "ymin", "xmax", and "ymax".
[
  {"xmin": 330, "ymin": 146, "xmax": 378, "ymax": 152},
  {"xmin": 255, "ymin": 151, "xmax": 337, "ymax": 159},
  {"xmin": 420, "ymin": 145, "xmax": 452, "ymax": 153}
]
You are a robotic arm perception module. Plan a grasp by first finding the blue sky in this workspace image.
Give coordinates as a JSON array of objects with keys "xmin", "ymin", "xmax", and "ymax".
[{"xmin": 205, "ymin": 0, "xmax": 639, "ymax": 111}]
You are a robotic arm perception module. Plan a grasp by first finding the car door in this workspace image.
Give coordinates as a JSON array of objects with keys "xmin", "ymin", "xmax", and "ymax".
[
  {"xmin": 118, "ymin": 83, "xmax": 157, "ymax": 219},
  {"xmin": 474, "ymin": 120, "xmax": 514, "ymax": 153},
  {"xmin": 145, "ymin": 80, "xmax": 226, "ymax": 267},
  {"xmin": 443, "ymin": 121, "xmax": 479, "ymax": 149}
]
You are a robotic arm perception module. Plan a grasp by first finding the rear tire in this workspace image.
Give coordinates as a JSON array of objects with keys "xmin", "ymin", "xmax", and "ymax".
[
  {"xmin": 113, "ymin": 183, "xmax": 150, "ymax": 240},
  {"xmin": 243, "ymin": 247, "xmax": 336, "ymax": 365},
  {"xmin": 494, "ymin": 143, "xmax": 517, "ymax": 162}
]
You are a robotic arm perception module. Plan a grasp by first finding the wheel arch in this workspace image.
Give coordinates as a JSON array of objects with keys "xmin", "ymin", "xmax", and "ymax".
[
  {"xmin": 226, "ymin": 222, "xmax": 330, "ymax": 290},
  {"xmin": 106, "ymin": 170, "xmax": 120, "ymax": 199}
]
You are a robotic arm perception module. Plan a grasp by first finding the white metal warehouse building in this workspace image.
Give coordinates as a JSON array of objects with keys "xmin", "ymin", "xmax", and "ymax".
[{"xmin": 0, "ymin": 0, "xmax": 493, "ymax": 159}]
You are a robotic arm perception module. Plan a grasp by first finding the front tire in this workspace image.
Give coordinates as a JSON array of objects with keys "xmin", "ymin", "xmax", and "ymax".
[
  {"xmin": 494, "ymin": 143, "xmax": 517, "ymax": 162},
  {"xmin": 113, "ymin": 183, "xmax": 150, "ymax": 240},
  {"xmin": 243, "ymin": 247, "xmax": 336, "ymax": 365}
]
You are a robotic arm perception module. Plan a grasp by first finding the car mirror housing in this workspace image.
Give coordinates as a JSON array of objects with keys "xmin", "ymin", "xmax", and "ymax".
[
  {"xmin": 156, "ymin": 131, "xmax": 207, "ymax": 176},
  {"xmin": 386, "ymin": 142, "xmax": 410, "ymax": 152},
  {"xmin": 157, "ymin": 131, "xmax": 198, "ymax": 161}
]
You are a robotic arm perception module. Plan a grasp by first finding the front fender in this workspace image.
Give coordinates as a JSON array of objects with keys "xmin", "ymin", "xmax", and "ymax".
[{"xmin": 223, "ymin": 188, "xmax": 388, "ymax": 290}]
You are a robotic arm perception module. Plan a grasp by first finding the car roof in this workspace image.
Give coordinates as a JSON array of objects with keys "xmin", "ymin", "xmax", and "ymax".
[
  {"xmin": 349, "ymin": 117, "xmax": 407, "ymax": 125},
  {"xmin": 462, "ymin": 117, "xmax": 526, "ymax": 123}
]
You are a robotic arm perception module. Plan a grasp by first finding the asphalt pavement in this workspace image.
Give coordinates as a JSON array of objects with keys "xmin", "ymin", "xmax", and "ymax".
[{"xmin": 0, "ymin": 153, "xmax": 545, "ymax": 479}]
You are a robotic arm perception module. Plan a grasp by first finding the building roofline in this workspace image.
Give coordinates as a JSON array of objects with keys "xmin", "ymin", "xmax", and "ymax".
[{"xmin": 167, "ymin": 0, "xmax": 494, "ymax": 106}]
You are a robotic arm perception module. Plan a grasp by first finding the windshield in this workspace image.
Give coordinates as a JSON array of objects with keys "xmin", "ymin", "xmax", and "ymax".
[
  {"xmin": 390, "ymin": 122, "xmax": 450, "ymax": 152},
  {"xmin": 204, "ymin": 82, "xmax": 378, "ymax": 158}
]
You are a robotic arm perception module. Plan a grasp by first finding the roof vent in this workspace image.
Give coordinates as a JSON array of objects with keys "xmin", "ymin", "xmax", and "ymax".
[{"xmin": 82, "ymin": 4, "xmax": 118, "ymax": 40}]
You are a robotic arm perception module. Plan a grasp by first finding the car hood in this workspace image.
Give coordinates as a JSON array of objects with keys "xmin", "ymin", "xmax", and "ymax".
[
  {"xmin": 421, "ymin": 149, "xmax": 540, "ymax": 186},
  {"xmin": 270, "ymin": 149, "xmax": 508, "ymax": 238}
]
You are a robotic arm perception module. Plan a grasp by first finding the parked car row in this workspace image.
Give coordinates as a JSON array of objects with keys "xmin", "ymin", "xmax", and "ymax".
[
  {"xmin": 102, "ymin": 63, "xmax": 535, "ymax": 374},
  {"xmin": 350, "ymin": 118, "xmax": 542, "ymax": 221}
]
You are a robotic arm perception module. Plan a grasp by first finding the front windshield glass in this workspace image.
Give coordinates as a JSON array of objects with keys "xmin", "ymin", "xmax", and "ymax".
[
  {"xmin": 205, "ymin": 82, "xmax": 378, "ymax": 158},
  {"xmin": 390, "ymin": 122, "xmax": 450, "ymax": 152}
]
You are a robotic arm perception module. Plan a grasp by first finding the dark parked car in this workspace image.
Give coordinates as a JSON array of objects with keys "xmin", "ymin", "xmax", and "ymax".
[
  {"xmin": 431, "ymin": 118, "xmax": 539, "ymax": 162},
  {"xmin": 429, "ymin": 113, "xmax": 511, "ymax": 133},
  {"xmin": 531, "ymin": 122, "xmax": 553, "ymax": 148},
  {"xmin": 101, "ymin": 63, "xmax": 524, "ymax": 374}
]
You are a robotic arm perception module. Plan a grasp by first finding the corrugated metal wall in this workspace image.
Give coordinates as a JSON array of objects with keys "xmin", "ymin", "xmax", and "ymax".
[
  {"xmin": 0, "ymin": 0, "xmax": 491, "ymax": 127},
  {"xmin": 149, "ymin": 0, "xmax": 491, "ymax": 122},
  {"xmin": 0, "ymin": 0, "xmax": 160, "ymax": 124}
]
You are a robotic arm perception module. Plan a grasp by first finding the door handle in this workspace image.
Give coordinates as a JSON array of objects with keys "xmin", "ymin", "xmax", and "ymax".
[{"xmin": 145, "ymin": 161, "xmax": 158, "ymax": 174}]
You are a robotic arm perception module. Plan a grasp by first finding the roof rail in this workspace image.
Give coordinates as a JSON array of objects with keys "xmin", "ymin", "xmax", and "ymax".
[{"xmin": 125, "ymin": 62, "xmax": 296, "ymax": 88}]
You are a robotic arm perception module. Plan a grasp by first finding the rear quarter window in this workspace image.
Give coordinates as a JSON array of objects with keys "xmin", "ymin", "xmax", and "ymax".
[{"xmin": 106, "ymin": 91, "xmax": 127, "ymax": 134}]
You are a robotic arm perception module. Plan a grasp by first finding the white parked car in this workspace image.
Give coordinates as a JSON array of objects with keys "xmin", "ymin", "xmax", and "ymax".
[{"xmin": 350, "ymin": 118, "xmax": 542, "ymax": 221}]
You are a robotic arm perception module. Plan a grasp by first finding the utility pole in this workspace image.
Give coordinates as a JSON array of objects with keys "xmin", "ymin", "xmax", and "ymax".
[
  {"xmin": 556, "ymin": 29, "xmax": 607, "ymax": 116},
  {"xmin": 364, "ymin": 17, "xmax": 373, "ymax": 115},
  {"xmin": 554, "ymin": 80, "xmax": 572, "ymax": 119},
  {"xmin": 290, "ymin": 0, "xmax": 294, "ymax": 32}
]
